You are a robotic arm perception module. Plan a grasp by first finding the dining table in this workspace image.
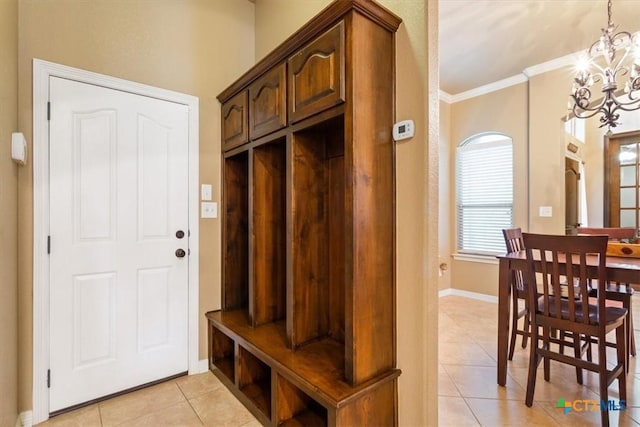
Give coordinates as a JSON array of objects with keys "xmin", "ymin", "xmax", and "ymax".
[{"xmin": 496, "ymin": 250, "xmax": 640, "ymax": 386}]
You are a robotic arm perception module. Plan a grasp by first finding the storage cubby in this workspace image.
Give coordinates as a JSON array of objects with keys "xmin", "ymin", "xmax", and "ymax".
[
  {"xmin": 290, "ymin": 118, "xmax": 345, "ymax": 349},
  {"xmin": 252, "ymin": 140, "xmax": 287, "ymax": 327},
  {"xmin": 276, "ymin": 375, "xmax": 327, "ymax": 427},
  {"xmin": 209, "ymin": 324, "xmax": 235, "ymax": 383},
  {"xmin": 238, "ymin": 346, "xmax": 272, "ymax": 418},
  {"xmin": 223, "ymin": 152, "xmax": 249, "ymax": 313}
]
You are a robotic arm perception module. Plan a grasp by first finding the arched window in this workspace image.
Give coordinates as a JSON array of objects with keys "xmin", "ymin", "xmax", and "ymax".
[{"xmin": 456, "ymin": 133, "xmax": 513, "ymax": 254}]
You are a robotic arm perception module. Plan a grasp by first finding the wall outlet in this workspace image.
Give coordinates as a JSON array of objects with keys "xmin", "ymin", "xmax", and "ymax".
[
  {"xmin": 539, "ymin": 206, "xmax": 553, "ymax": 217},
  {"xmin": 201, "ymin": 202, "xmax": 217, "ymax": 218}
]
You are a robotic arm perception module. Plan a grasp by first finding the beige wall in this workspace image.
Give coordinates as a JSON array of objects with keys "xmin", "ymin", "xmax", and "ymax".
[
  {"xmin": 439, "ymin": 100, "xmax": 452, "ymax": 291},
  {"xmin": 17, "ymin": 0, "xmax": 255, "ymax": 412},
  {"xmin": 254, "ymin": 0, "xmax": 332, "ymax": 60},
  {"xmin": 0, "ymin": 0, "xmax": 19, "ymax": 424},
  {"xmin": 254, "ymin": 1, "xmax": 438, "ymax": 425},
  {"xmin": 448, "ymin": 83, "xmax": 528, "ymax": 295},
  {"xmin": 528, "ymin": 68, "xmax": 571, "ymax": 234}
]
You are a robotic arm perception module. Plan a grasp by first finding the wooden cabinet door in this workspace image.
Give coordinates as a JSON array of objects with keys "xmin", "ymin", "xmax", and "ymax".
[
  {"xmin": 288, "ymin": 21, "xmax": 345, "ymax": 123},
  {"xmin": 249, "ymin": 64, "xmax": 287, "ymax": 139},
  {"xmin": 222, "ymin": 91, "xmax": 248, "ymax": 151}
]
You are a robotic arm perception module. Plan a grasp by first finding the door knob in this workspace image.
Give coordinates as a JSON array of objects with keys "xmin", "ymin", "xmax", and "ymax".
[{"xmin": 175, "ymin": 248, "xmax": 186, "ymax": 258}]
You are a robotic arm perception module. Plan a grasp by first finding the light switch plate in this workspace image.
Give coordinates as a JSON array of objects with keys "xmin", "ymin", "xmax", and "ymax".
[
  {"xmin": 539, "ymin": 206, "xmax": 553, "ymax": 217},
  {"xmin": 201, "ymin": 184, "xmax": 212, "ymax": 201},
  {"xmin": 201, "ymin": 202, "xmax": 218, "ymax": 218}
]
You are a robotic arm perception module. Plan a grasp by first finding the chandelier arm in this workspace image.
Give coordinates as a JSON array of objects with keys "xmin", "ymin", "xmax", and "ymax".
[
  {"xmin": 571, "ymin": 98, "xmax": 607, "ymax": 114},
  {"xmin": 612, "ymin": 101, "xmax": 640, "ymax": 112},
  {"xmin": 571, "ymin": 103, "xmax": 608, "ymax": 119}
]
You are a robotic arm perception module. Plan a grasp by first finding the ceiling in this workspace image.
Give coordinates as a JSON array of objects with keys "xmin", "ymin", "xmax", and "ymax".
[{"xmin": 439, "ymin": 0, "xmax": 640, "ymax": 95}]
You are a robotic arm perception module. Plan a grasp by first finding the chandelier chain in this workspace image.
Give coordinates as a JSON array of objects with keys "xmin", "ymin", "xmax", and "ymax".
[{"xmin": 607, "ymin": 0, "xmax": 612, "ymax": 28}]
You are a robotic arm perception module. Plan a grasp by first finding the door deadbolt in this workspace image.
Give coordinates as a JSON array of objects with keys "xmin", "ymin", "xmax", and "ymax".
[{"xmin": 176, "ymin": 230, "xmax": 185, "ymax": 239}]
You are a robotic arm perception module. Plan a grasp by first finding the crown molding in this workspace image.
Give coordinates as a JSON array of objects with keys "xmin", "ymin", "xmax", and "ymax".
[
  {"xmin": 441, "ymin": 47, "xmax": 589, "ymax": 104},
  {"xmin": 523, "ymin": 51, "xmax": 577, "ymax": 78},
  {"xmin": 439, "ymin": 90, "xmax": 454, "ymax": 104},
  {"xmin": 446, "ymin": 73, "xmax": 528, "ymax": 103}
]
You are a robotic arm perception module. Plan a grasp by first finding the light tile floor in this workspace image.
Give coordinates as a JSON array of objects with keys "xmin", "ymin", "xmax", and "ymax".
[
  {"xmin": 37, "ymin": 372, "xmax": 260, "ymax": 427},
  {"xmin": 439, "ymin": 294, "xmax": 640, "ymax": 426},
  {"xmin": 39, "ymin": 294, "xmax": 640, "ymax": 426}
]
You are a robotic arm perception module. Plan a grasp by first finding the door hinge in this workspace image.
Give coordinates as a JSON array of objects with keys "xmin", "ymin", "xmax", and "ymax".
[
  {"xmin": 47, "ymin": 369, "xmax": 51, "ymax": 388},
  {"xmin": 47, "ymin": 235, "xmax": 51, "ymax": 254},
  {"xmin": 47, "ymin": 102, "xmax": 51, "ymax": 121}
]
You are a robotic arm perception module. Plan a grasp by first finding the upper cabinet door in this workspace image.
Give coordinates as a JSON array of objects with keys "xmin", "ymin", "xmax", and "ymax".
[
  {"xmin": 249, "ymin": 64, "xmax": 287, "ymax": 140},
  {"xmin": 288, "ymin": 21, "xmax": 345, "ymax": 123},
  {"xmin": 222, "ymin": 91, "xmax": 248, "ymax": 151}
]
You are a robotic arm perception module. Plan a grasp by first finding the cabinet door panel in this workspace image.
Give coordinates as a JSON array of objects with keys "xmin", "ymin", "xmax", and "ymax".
[
  {"xmin": 222, "ymin": 91, "xmax": 248, "ymax": 151},
  {"xmin": 249, "ymin": 64, "xmax": 287, "ymax": 139},
  {"xmin": 288, "ymin": 21, "xmax": 345, "ymax": 123}
]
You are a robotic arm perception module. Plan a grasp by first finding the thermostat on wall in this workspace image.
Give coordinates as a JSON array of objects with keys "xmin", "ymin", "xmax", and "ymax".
[{"xmin": 392, "ymin": 119, "xmax": 414, "ymax": 141}]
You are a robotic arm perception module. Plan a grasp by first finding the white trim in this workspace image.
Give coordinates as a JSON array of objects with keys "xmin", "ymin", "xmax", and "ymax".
[
  {"xmin": 523, "ymin": 51, "xmax": 577, "ymax": 78},
  {"xmin": 443, "ymin": 49, "xmax": 583, "ymax": 103},
  {"xmin": 198, "ymin": 358, "xmax": 210, "ymax": 373},
  {"xmin": 439, "ymin": 288, "xmax": 498, "ymax": 304},
  {"xmin": 18, "ymin": 411, "xmax": 33, "ymax": 427},
  {"xmin": 439, "ymin": 90, "xmax": 454, "ymax": 104},
  {"xmin": 452, "ymin": 253, "xmax": 499, "ymax": 265},
  {"xmin": 438, "ymin": 288, "xmax": 453, "ymax": 298},
  {"xmin": 449, "ymin": 74, "xmax": 528, "ymax": 103},
  {"xmin": 32, "ymin": 59, "xmax": 200, "ymax": 424}
]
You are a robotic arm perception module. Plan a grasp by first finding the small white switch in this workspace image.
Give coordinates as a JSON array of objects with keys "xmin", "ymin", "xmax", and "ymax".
[
  {"xmin": 11, "ymin": 132, "xmax": 27, "ymax": 165},
  {"xmin": 201, "ymin": 184, "xmax": 212, "ymax": 201},
  {"xmin": 201, "ymin": 202, "xmax": 218, "ymax": 218},
  {"xmin": 539, "ymin": 206, "xmax": 553, "ymax": 217}
]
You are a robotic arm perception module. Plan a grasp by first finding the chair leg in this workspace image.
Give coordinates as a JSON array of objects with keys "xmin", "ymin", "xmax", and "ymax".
[
  {"xmin": 617, "ymin": 323, "xmax": 627, "ymax": 405},
  {"xmin": 598, "ymin": 335, "xmax": 610, "ymax": 427},
  {"xmin": 572, "ymin": 332, "xmax": 583, "ymax": 385},
  {"xmin": 508, "ymin": 288, "xmax": 518, "ymax": 360},
  {"xmin": 521, "ymin": 299, "xmax": 530, "ymax": 349},
  {"xmin": 625, "ymin": 296, "xmax": 636, "ymax": 359},
  {"xmin": 525, "ymin": 322, "xmax": 539, "ymax": 407},
  {"xmin": 543, "ymin": 327, "xmax": 550, "ymax": 382}
]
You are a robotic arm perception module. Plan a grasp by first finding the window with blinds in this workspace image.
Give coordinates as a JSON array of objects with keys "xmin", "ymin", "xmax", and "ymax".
[{"xmin": 456, "ymin": 134, "xmax": 513, "ymax": 255}]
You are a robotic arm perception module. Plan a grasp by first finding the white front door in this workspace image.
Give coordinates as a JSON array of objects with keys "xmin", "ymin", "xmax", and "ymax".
[{"xmin": 49, "ymin": 76, "xmax": 190, "ymax": 411}]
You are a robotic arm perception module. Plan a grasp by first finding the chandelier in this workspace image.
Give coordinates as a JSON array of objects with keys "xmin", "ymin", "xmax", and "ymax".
[{"xmin": 570, "ymin": 0, "xmax": 640, "ymax": 130}]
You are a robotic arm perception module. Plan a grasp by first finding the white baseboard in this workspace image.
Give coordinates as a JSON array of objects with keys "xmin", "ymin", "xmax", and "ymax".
[
  {"xmin": 198, "ymin": 359, "xmax": 209, "ymax": 373},
  {"xmin": 18, "ymin": 411, "xmax": 33, "ymax": 427},
  {"xmin": 439, "ymin": 288, "xmax": 498, "ymax": 303}
]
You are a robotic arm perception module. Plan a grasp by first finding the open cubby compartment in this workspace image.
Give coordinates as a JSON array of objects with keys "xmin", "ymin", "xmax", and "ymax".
[
  {"xmin": 290, "ymin": 117, "xmax": 346, "ymax": 350},
  {"xmin": 238, "ymin": 346, "xmax": 272, "ymax": 419},
  {"xmin": 209, "ymin": 323, "xmax": 235, "ymax": 383},
  {"xmin": 223, "ymin": 151, "xmax": 249, "ymax": 314},
  {"xmin": 252, "ymin": 139, "xmax": 287, "ymax": 327},
  {"xmin": 276, "ymin": 374, "xmax": 328, "ymax": 427}
]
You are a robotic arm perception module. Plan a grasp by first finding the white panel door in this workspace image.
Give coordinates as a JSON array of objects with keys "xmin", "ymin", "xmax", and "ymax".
[{"xmin": 49, "ymin": 76, "xmax": 189, "ymax": 411}]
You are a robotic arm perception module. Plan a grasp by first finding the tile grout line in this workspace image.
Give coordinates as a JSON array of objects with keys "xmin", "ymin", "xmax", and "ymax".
[{"xmin": 175, "ymin": 377, "xmax": 206, "ymax": 426}]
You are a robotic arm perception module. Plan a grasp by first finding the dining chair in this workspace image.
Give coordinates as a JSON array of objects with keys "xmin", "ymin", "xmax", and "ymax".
[
  {"xmin": 576, "ymin": 226, "xmax": 637, "ymax": 367},
  {"xmin": 502, "ymin": 228, "xmax": 529, "ymax": 360},
  {"xmin": 522, "ymin": 233, "xmax": 627, "ymax": 427}
]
